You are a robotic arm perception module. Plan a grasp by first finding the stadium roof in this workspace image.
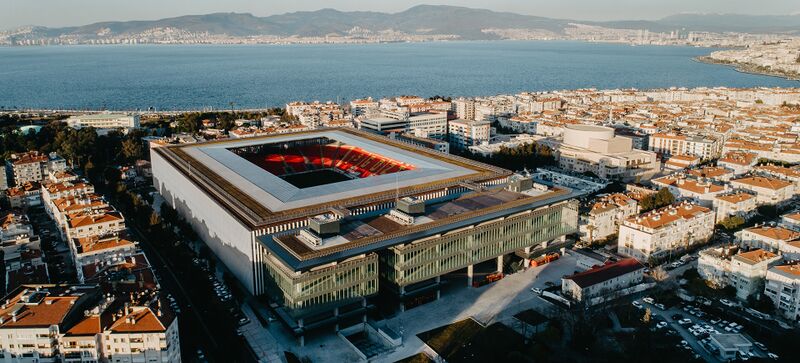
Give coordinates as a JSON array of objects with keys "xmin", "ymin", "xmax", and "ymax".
[{"xmin": 153, "ymin": 128, "xmax": 510, "ymax": 229}]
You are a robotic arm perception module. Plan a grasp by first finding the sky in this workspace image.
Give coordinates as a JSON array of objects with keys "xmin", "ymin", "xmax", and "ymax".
[{"xmin": 2, "ymin": 0, "xmax": 799, "ymax": 29}]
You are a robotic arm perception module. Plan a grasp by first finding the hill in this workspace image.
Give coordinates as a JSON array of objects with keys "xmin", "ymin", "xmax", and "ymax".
[{"xmin": 4, "ymin": 6, "xmax": 798, "ymax": 44}]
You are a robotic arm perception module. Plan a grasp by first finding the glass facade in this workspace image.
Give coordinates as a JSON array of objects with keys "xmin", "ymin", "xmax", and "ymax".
[
  {"xmin": 261, "ymin": 253, "xmax": 379, "ymax": 313},
  {"xmin": 384, "ymin": 202, "xmax": 578, "ymax": 287}
]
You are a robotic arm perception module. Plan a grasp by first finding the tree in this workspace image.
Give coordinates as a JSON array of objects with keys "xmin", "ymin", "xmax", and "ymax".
[
  {"xmin": 717, "ymin": 215, "xmax": 745, "ymax": 231},
  {"xmin": 641, "ymin": 308, "xmax": 651, "ymax": 324},
  {"xmin": 650, "ymin": 266, "xmax": 668, "ymax": 282},
  {"xmin": 148, "ymin": 211, "xmax": 161, "ymax": 227},
  {"xmin": 121, "ymin": 138, "xmax": 142, "ymax": 162},
  {"xmin": 639, "ymin": 188, "xmax": 675, "ymax": 212}
]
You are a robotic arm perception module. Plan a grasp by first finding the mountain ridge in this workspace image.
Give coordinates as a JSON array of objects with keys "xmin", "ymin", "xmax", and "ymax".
[{"xmin": 4, "ymin": 5, "xmax": 799, "ymax": 42}]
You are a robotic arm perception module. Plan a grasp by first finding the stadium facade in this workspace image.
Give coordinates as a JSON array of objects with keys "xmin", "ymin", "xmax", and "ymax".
[{"xmin": 151, "ymin": 128, "xmax": 578, "ymax": 338}]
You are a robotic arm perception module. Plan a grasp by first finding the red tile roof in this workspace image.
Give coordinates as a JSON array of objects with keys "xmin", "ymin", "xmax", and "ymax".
[{"xmin": 564, "ymin": 258, "xmax": 644, "ymax": 288}]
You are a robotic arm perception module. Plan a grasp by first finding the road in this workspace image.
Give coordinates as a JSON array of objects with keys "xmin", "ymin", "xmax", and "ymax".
[{"xmin": 129, "ymin": 224, "xmax": 226, "ymax": 362}]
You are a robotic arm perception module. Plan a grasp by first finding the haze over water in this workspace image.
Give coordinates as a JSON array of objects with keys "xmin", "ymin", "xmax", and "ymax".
[{"xmin": 0, "ymin": 41, "xmax": 798, "ymax": 110}]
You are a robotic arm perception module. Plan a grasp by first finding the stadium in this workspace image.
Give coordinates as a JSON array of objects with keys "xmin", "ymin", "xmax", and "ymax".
[{"xmin": 151, "ymin": 128, "xmax": 579, "ymax": 339}]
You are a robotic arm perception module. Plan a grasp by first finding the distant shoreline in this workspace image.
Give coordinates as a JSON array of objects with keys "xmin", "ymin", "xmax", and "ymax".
[
  {"xmin": 694, "ymin": 56, "xmax": 800, "ymax": 82},
  {"xmin": 0, "ymin": 38, "xmax": 721, "ymax": 49}
]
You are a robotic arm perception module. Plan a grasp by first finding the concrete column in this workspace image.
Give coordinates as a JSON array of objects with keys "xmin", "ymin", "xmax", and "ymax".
[
  {"xmin": 435, "ymin": 276, "xmax": 441, "ymax": 300},
  {"xmin": 334, "ymin": 307, "xmax": 339, "ymax": 332},
  {"xmin": 362, "ymin": 298, "xmax": 367, "ymax": 323},
  {"xmin": 497, "ymin": 254, "xmax": 504, "ymax": 273},
  {"xmin": 467, "ymin": 264, "xmax": 474, "ymax": 287},
  {"xmin": 297, "ymin": 318, "xmax": 305, "ymax": 346}
]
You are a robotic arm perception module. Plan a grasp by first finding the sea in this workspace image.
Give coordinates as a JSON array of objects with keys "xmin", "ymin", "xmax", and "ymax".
[{"xmin": 0, "ymin": 40, "xmax": 798, "ymax": 110}]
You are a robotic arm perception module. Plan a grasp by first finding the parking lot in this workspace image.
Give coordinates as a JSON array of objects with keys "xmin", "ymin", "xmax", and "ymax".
[{"xmin": 634, "ymin": 296, "xmax": 781, "ymax": 362}]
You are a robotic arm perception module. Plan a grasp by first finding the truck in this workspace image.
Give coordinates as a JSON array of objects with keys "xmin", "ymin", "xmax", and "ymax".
[
  {"xmin": 472, "ymin": 272, "xmax": 504, "ymax": 287},
  {"xmin": 530, "ymin": 253, "xmax": 560, "ymax": 267}
]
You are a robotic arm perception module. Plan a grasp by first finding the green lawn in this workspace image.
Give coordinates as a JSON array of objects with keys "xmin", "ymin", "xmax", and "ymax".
[
  {"xmin": 417, "ymin": 318, "xmax": 527, "ymax": 363},
  {"xmin": 395, "ymin": 352, "xmax": 435, "ymax": 363}
]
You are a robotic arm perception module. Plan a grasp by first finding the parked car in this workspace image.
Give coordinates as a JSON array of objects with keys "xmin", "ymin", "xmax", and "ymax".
[
  {"xmin": 643, "ymin": 297, "xmax": 655, "ymax": 304},
  {"xmin": 531, "ymin": 287, "xmax": 543, "ymax": 295},
  {"xmin": 632, "ymin": 301, "xmax": 643, "ymax": 309},
  {"xmin": 678, "ymin": 319, "xmax": 692, "ymax": 325},
  {"xmin": 719, "ymin": 299, "xmax": 733, "ymax": 306}
]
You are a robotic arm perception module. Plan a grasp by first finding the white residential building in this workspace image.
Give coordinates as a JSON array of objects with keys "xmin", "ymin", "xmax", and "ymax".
[
  {"xmin": 717, "ymin": 151, "xmax": 758, "ymax": 176},
  {"xmin": 729, "ymin": 176, "xmax": 794, "ymax": 206},
  {"xmin": 65, "ymin": 114, "xmax": 140, "ymax": 130},
  {"xmin": 764, "ymin": 264, "xmax": 800, "ymax": 320},
  {"xmin": 618, "ymin": 202, "xmax": 715, "ymax": 261},
  {"xmin": 407, "ymin": 112, "xmax": 448, "ymax": 139},
  {"xmin": 447, "ymin": 119, "xmax": 491, "ymax": 150},
  {"xmin": 649, "ymin": 133, "xmax": 722, "ymax": 160},
  {"xmin": 713, "ymin": 192, "xmax": 757, "ymax": 222},
  {"xmin": 451, "ymin": 98, "xmax": 475, "ymax": 120},
  {"xmin": 698, "ymin": 245, "xmax": 741, "ymax": 288},
  {"xmin": 580, "ymin": 193, "xmax": 638, "ymax": 242},
  {"xmin": 729, "ymin": 249, "xmax": 781, "ymax": 301},
  {"xmin": 737, "ymin": 225, "xmax": 800, "ymax": 254},
  {"xmin": 652, "ymin": 174, "xmax": 727, "ymax": 207},
  {"xmin": 6, "ymin": 151, "xmax": 67, "ymax": 187},
  {"xmin": 349, "ymin": 98, "xmax": 379, "ymax": 117},
  {"xmin": 561, "ymin": 258, "xmax": 644, "ymax": 304}
]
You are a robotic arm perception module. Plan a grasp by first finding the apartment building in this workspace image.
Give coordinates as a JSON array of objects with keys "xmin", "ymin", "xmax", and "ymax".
[
  {"xmin": 0, "ymin": 285, "xmax": 180, "ymax": 363},
  {"xmin": 0, "ymin": 286, "xmax": 99, "ymax": 363},
  {"xmin": 717, "ymin": 151, "xmax": 758, "ymax": 176},
  {"xmin": 5, "ymin": 152, "xmax": 67, "ymax": 187},
  {"xmin": 781, "ymin": 212, "xmax": 800, "ymax": 231},
  {"xmin": 754, "ymin": 164, "xmax": 800, "ymax": 188},
  {"xmin": 764, "ymin": 264, "xmax": 800, "ymax": 320},
  {"xmin": 406, "ymin": 111, "xmax": 448, "ymax": 139},
  {"xmin": 0, "ymin": 211, "xmax": 40, "ymax": 265},
  {"xmin": 698, "ymin": 245, "xmax": 741, "ymax": 288},
  {"xmin": 729, "ymin": 249, "xmax": 781, "ymax": 301},
  {"xmin": 729, "ymin": 176, "xmax": 794, "ymax": 206},
  {"xmin": 499, "ymin": 115, "xmax": 537, "ymax": 134},
  {"xmin": 71, "ymin": 235, "xmax": 138, "ymax": 283},
  {"xmin": 713, "ymin": 192, "xmax": 757, "ymax": 222},
  {"xmin": 737, "ymin": 225, "xmax": 800, "ymax": 254},
  {"xmin": 65, "ymin": 114, "xmax": 140, "ymax": 131},
  {"xmin": 618, "ymin": 202, "xmax": 715, "ymax": 261},
  {"xmin": 664, "ymin": 154, "xmax": 700, "ymax": 171},
  {"xmin": 447, "ymin": 119, "xmax": 491, "ymax": 150},
  {"xmin": 580, "ymin": 193, "xmax": 638, "ymax": 242},
  {"xmin": 649, "ymin": 133, "xmax": 721, "ymax": 160},
  {"xmin": 5, "ymin": 182, "xmax": 42, "ymax": 210},
  {"xmin": 451, "ymin": 98, "xmax": 476, "ymax": 120},
  {"xmin": 349, "ymin": 98, "xmax": 379, "ymax": 117},
  {"xmin": 65, "ymin": 212, "xmax": 126, "ymax": 241},
  {"xmin": 652, "ymin": 174, "xmax": 726, "ymax": 207},
  {"xmin": 687, "ymin": 166, "xmax": 735, "ymax": 182},
  {"xmin": 100, "ymin": 305, "xmax": 181, "ymax": 363}
]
